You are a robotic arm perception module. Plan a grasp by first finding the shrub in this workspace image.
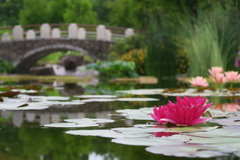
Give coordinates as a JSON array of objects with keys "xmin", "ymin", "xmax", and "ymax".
[
  {"xmin": 120, "ymin": 48, "xmax": 147, "ymax": 75},
  {"xmin": 85, "ymin": 60, "xmax": 139, "ymax": 79},
  {"xmin": 0, "ymin": 58, "xmax": 17, "ymax": 74}
]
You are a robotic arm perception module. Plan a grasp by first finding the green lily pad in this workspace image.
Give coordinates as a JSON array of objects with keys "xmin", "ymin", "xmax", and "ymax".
[
  {"xmin": 145, "ymin": 144, "xmax": 236, "ymax": 158},
  {"xmin": 165, "ymin": 126, "xmax": 219, "ymax": 133},
  {"xmin": 184, "ymin": 128, "xmax": 240, "ymax": 137},
  {"xmin": 112, "ymin": 137, "xmax": 183, "ymax": 146},
  {"xmin": 66, "ymin": 129, "xmax": 151, "ymax": 138},
  {"xmin": 44, "ymin": 122, "xmax": 99, "ymax": 128},
  {"xmin": 75, "ymin": 95, "xmax": 117, "ymax": 98},
  {"xmin": 64, "ymin": 118, "xmax": 114, "ymax": 124},
  {"xmin": 111, "ymin": 127, "xmax": 166, "ymax": 133}
]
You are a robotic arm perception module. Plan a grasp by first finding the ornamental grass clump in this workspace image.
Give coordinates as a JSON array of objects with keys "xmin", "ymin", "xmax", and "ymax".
[{"xmin": 150, "ymin": 96, "xmax": 212, "ymax": 126}]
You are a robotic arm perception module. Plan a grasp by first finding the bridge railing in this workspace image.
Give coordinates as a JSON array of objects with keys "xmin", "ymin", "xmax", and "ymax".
[{"xmin": 0, "ymin": 23, "xmax": 136, "ymax": 42}]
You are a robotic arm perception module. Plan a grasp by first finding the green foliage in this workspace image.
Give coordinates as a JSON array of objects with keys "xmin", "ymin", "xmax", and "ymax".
[
  {"xmin": 85, "ymin": 60, "xmax": 139, "ymax": 79},
  {"xmin": 178, "ymin": 3, "xmax": 240, "ymax": 77},
  {"xmin": 0, "ymin": 0, "xmax": 23, "ymax": 26},
  {"xmin": 0, "ymin": 58, "xmax": 17, "ymax": 74},
  {"xmin": 64, "ymin": 0, "xmax": 97, "ymax": 24},
  {"xmin": 19, "ymin": 0, "xmax": 49, "ymax": 25},
  {"xmin": 108, "ymin": 34, "xmax": 146, "ymax": 60},
  {"xmin": 46, "ymin": 0, "xmax": 66, "ymax": 23},
  {"xmin": 144, "ymin": 16, "xmax": 178, "ymax": 88}
]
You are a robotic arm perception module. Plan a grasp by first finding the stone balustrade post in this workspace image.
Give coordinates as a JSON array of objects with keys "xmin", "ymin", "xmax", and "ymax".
[
  {"xmin": 40, "ymin": 23, "xmax": 51, "ymax": 39},
  {"xmin": 78, "ymin": 28, "xmax": 86, "ymax": 39},
  {"xmin": 51, "ymin": 28, "xmax": 61, "ymax": 38},
  {"xmin": 125, "ymin": 28, "xmax": 134, "ymax": 37},
  {"xmin": 68, "ymin": 23, "xmax": 78, "ymax": 39},
  {"xmin": 26, "ymin": 30, "xmax": 36, "ymax": 40},
  {"xmin": 13, "ymin": 25, "xmax": 24, "ymax": 40},
  {"xmin": 1, "ymin": 33, "xmax": 11, "ymax": 41},
  {"xmin": 106, "ymin": 29, "xmax": 112, "ymax": 41},
  {"xmin": 96, "ymin": 25, "xmax": 107, "ymax": 40}
]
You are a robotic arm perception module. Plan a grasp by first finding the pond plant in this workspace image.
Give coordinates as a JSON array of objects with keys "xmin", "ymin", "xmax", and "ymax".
[
  {"xmin": 189, "ymin": 66, "xmax": 240, "ymax": 94},
  {"xmin": 150, "ymin": 96, "xmax": 212, "ymax": 126}
]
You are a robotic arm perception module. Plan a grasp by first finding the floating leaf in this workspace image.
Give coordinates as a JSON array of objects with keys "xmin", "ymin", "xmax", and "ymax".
[
  {"xmin": 145, "ymin": 144, "xmax": 235, "ymax": 158},
  {"xmin": 184, "ymin": 128, "xmax": 240, "ymax": 137},
  {"xmin": 166, "ymin": 134, "xmax": 240, "ymax": 144},
  {"xmin": 81, "ymin": 99, "xmax": 115, "ymax": 102},
  {"xmin": 65, "ymin": 118, "xmax": 114, "ymax": 124},
  {"xmin": 112, "ymin": 137, "xmax": 183, "ymax": 146},
  {"xmin": 75, "ymin": 95, "xmax": 117, "ymax": 99},
  {"xmin": 111, "ymin": 127, "xmax": 166, "ymax": 133},
  {"xmin": 116, "ymin": 98, "xmax": 159, "ymax": 101},
  {"xmin": 44, "ymin": 122, "xmax": 99, "ymax": 128},
  {"xmin": 165, "ymin": 126, "xmax": 219, "ymax": 133},
  {"xmin": 210, "ymin": 118, "xmax": 240, "ymax": 126},
  {"xmin": 66, "ymin": 129, "xmax": 151, "ymax": 138},
  {"xmin": 0, "ymin": 91, "xmax": 21, "ymax": 97}
]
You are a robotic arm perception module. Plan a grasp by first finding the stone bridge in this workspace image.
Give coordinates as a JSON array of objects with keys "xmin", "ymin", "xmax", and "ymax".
[{"xmin": 0, "ymin": 23, "xmax": 135, "ymax": 73}]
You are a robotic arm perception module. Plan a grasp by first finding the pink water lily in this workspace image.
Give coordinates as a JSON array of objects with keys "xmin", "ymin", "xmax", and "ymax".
[
  {"xmin": 190, "ymin": 76, "xmax": 208, "ymax": 87},
  {"xmin": 208, "ymin": 66, "xmax": 223, "ymax": 77},
  {"xmin": 211, "ymin": 73, "xmax": 228, "ymax": 84},
  {"xmin": 150, "ymin": 96, "xmax": 212, "ymax": 126},
  {"xmin": 225, "ymin": 71, "xmax": 240, "ymax": 82}
]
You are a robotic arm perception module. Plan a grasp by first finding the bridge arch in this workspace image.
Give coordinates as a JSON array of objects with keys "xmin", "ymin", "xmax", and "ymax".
[{"xmin": 12, "ymin": 39, "xmax": 113, "ymax": 73}]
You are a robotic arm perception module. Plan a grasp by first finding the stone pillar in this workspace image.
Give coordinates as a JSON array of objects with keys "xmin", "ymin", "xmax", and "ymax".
[
  {"xmin": 78, "ymin": 28, "xmax": 86, "ymax": 39},
  {"xmin": 51, "ymin": 114, "xmax": 60, "ymax": 123},
  {"xmin": 68, "ymin": 23, "xmax": 78, "ymax": 39},
  {"xmin": 106, "ymin": 29, "xmax": 112, "ymax": 41},
  {"xmin": 26, "ymin": 30, "xmax": 36, "ymax": 40},
  {"xmin": 96, "ymin": 25, "xmax": 106, "ymax": 40},
  {"xmin": 125, "ymin": 28, "xmax": 134, "ymax": 37},
  {"xmin": 26, "ymin": 112, "xmax": 35, "ymax": 122},
  {"xmin": 12, "ymin": 111, "xmax": 23, "ymax": 127},
  {"xmin": 51, "ymin": 28, "xmax": 61, "ymax": 38},
  {"xmin": 1, "ymin": 33, "xmax": 11, "ymax": 41},
  {"xmin": 13, "ymin": 25, "xmax": 24, "ymax": 40},
  {"xmin": 1, "ymin": 110, "xmax": 11, "ymax": 118},
  {"xmin": 40, "ymin": 23, "xmax": 51, "ymax": 39},
  {"xmin": 40, "ymin": 113, "xmax": 50, "ymax": 125}
]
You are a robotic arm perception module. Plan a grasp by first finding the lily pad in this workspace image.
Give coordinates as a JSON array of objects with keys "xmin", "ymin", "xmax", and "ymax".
[
  {"xmin": 145, "ymin": 144, "xmax": 235, "ymax": 158},
  {"xmin": 75, "ymin": 95, "xmax": 117, "ymax": 98},
  {"xmin": 66, "ymin": 129, "xmax": 151, "ymax": 138},
  {"xmin": 44, "ymin": 122, "xmax": 99, "ymax": 128},
  {"xmin": 166, "ymin": 134, "xmax": 240, "ymax": 144},
  {"xmin": 112, "ymin": 137, "xmax": 183, "ymax": 146},
  {"xmin": 210, "ymin": 118, "xmax": 240, "ymax": 126},
  {"xmin": 116, "ymin": 98, "xmax": 159, "ymax": 101},
  {"xmin": 81, "ymin": 98, "xmax": 115, "ymax": 102},
  {"xmin": 64, "ymin": 118, "xmax": 114, "ymax": 124},
  {"xmin": 184, "ymin": 128, "xmax": 240, "ymax": 137},
  {"xmin": 165, "ymin": 126, "xmax": 219, "ymax": 133},
  {"xmin": 111, "ymin": 127, "xmax": 166, "ymax": 133}
]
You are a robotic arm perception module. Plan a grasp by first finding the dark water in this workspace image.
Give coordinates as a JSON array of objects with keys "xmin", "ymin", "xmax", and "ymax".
[{"xmin": 0, "ymin": 81, "xmax": 239, "ymax": 160}]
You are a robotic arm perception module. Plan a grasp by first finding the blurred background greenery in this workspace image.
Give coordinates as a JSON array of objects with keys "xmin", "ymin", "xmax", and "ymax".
[{"xmin": 0, "ymin": 0, "xmax": 239, "ymax": 87}]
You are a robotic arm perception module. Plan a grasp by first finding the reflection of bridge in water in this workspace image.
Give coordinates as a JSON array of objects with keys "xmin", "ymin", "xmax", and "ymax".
[
  {"xmin": 2, "ymin": 103, "xmax": 134, "ymax": 127},
  {"xmin": 0, "ymin": 23, "xmax": 136, "ymax": 73}
]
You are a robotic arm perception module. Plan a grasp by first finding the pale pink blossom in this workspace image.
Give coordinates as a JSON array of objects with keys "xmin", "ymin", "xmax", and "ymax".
[
  {"xmin": 211, "ymin": 103, "xmax": 240, "ymax": 112},
  {"xmin": 208, "ymin": 66, "xmax": 224, "ymax": 77},
  {"xmin": 212, "ymin": 73, "xmax": 228, "ymax": 84},
  {"xmin": 190, "ymin": 76, "xmax": 208, "ymax": 87},
  {"xmin": 225, "ymin": 71, "xmax": 240, "ymax": 82},
  {"xmin": 150, "ymin": 96, "xmax": 212, "ymax": 126}
]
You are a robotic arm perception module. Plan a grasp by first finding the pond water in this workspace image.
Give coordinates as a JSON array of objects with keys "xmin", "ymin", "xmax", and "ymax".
[{"xmin": 0, "ymin": 80, "xmax": 240, "ymax": 160}]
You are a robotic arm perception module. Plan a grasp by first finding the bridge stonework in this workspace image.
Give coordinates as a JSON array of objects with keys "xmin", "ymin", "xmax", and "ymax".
[
  {"xmin": 0, "ymin": 39, "xmax": 114, "ymax": 73},
  {"xmin": 0, "ymin": 23, "xmax": 135, "ymax": 73}
]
